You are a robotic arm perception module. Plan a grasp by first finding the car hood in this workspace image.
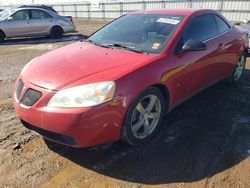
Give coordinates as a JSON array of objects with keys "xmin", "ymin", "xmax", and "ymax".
[{"xmin": 21, "ymin": 41, "xmax": 156, "ymax": 90}]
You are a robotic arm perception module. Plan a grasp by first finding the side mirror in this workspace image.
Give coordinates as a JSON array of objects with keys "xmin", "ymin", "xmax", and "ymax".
[
  {"xmin": 7, "ymin": 17, "xmax": 13, "ymax": 21},
  {"xmin": 181, "ymin": 39, "xmax": 206, "ymax": 53}
]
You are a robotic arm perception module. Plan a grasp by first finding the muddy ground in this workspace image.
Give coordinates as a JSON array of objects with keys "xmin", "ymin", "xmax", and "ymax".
[{"xmin": 0, "ymin": 19, "xmax": 250, "ymax": 188}]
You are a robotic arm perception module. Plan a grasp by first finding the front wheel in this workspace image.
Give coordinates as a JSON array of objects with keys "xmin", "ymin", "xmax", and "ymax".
[
  {"xmin": 121, "ymin": 87, "xmax": 166, "ymax": 145},
  {"xmin": 229, "ymin": 53, "xmax": 247, "ymax": 84}
]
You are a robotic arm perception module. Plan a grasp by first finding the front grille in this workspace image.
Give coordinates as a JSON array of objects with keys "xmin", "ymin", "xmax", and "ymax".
[
  {"xmin": 21, "ymin": 120, "xmax": 76, "ymax": 145},
  {"xmin": 21, "ymin": 89, "xmax": 42, "ymax": 107},
  {"xmin": 16, "ymin": 79, "xmax": 24, "ymax": 99}
]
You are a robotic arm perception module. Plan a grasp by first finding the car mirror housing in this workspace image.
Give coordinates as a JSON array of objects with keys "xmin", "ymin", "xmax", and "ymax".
[
  {"xmin": 7, "ymin": 17, "xmax": 13, "ymax": 21},
  {"xmin": 181, "ymin": 39, "xmax": 207, "ymax": 53}
]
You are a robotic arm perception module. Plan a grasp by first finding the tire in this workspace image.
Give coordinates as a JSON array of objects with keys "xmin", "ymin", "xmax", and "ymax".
[
  {"xmin": 50, "ymin": 26, "xmax": 64, "ymax": 39},
  {"xmin": 121, "ymin": 87, "xmax": 166, "ymax": 145},
  {"xmin": 0, "ymin": 31, "xmax": 5, "ymax": 42},
  {"xmin": 228, "ymin": 52, "xmax": 247, "ymax": 84}
]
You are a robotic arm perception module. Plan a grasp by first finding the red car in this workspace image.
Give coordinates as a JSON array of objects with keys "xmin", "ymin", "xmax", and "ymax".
[{"xmin": 13, "ymin": 9, "xmax": 248, "ymax": 148}]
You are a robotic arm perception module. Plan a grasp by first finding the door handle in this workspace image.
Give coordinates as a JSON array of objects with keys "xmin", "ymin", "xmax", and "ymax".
[
  {"xmin": 26, "ymin": 21, "xmax": 31, "ymax": 24},
  {"xmin": 218, "ymin": 43, "xmax": 224, "ymax": 50}
]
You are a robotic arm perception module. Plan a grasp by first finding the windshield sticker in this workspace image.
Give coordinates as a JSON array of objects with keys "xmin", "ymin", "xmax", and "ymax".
[
  {"xmin": 152, "ymin": 43, "xmax": 161, "ymax": 49},
  {"xmin": 157, "ymin": 18, "xmax": 180, "ymax": 25}
]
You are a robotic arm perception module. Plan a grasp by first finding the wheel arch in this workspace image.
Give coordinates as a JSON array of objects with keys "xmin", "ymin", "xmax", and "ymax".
[
  {"xmin": 149, "ymin": 83, "xmax": 171, "ymax": 113},
  {"xmin": 50, "ymin": 25, "xmax": 64, "ymax": 33}
]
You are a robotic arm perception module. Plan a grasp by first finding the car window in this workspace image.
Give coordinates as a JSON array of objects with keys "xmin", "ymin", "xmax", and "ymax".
[
  {"xmin": 214, "ymin": 15, "xmax": 230, "ymax": 33},
  {"xmin": 12, "ymin": 10, "xmax": 30, "ymax": 20},
  {"xmin": 31, "ymin": 10, "xmax": 52, "ymax": 19},
  {"xmin": 182, "ymin": 14, "xmax": 218, "ymax": 43},
  {"xmin": 88, "ymin": 14, "xmax": 184, "ymax": 54}
]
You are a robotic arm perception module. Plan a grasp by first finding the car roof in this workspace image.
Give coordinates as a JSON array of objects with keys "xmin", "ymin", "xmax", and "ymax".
[
  {"xmin": 131, "ymin": 8, "xmax": 216, "ymax": 16},
  {"xmin": 17, "ymin": 7, "xmax": 48, "ymax": 10},
  {"xmin": 20, "ymin": 4, "xmax": 53, "ymax": 7},
  {"xmin": 12, "ymin": 7, "xmax": 56, "ymax": 13}
]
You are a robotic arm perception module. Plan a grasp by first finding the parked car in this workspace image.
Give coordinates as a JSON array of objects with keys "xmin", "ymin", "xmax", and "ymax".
[
  {"xmin": 0, "ymin": 7, "xmax": 75, "ymax": 41},
  {"xmin": 13, "ymin": 9, "xmax": 248, "ymax": 148}
]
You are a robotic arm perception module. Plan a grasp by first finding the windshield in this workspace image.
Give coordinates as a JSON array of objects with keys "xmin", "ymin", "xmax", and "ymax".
[
  {"xmin": 88, "ymin": 14, "xmax": 184, "ymax": 54},
  {"xmin": 0, "ymin": 8, "xmax": 15, "ymax": 20}
]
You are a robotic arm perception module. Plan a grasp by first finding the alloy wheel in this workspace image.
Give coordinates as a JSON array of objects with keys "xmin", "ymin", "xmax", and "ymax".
[
  {"xmin": 131, "ymin": 95, "xmax": 161, "ymax": 139},
  {"xmin": 234, "ymin": 55, "xmax": 246, "ymax": 81}
]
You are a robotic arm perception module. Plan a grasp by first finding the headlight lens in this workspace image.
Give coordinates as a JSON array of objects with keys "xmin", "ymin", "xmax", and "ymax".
[{"xmin": 48, "ymin": 81, "xmax": 116, "ymax": 108}]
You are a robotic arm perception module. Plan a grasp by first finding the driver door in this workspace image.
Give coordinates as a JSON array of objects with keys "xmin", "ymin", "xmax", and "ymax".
[
  {"xmin": 4, "ymin": 10, "xmax": 32, "ymax": 37},
  {"xmin": 171, "ymin": 14, "xmax": 220, "ymax": 105}
]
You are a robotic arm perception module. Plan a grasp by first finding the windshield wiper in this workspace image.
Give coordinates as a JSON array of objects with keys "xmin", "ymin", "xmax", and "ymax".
[
  {"xmin": 108, "ymin": 43, "xmax": 144, "ymax": 54},
  {"xmin": 82, "ymin": 39, "xmax": 111, "ymax": 49},
  {"xmin": 82, "ymin": 40, "xmax": 145, "ymax": 54}
]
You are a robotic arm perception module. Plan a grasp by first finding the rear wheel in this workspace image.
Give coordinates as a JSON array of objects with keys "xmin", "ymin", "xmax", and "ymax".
[
  {"xmin": 229, "ymin": 53, "xmax": 247, "ymax": 84},
  {"xmin": 121, "ymin": 87, "xmax": 166, "ymax": 145},
  {"xmin": 0, "ymin": 31, "xmax": 5, "ymax": 42},
  {"xmin": 50, "ymin": 26, "xmax": 64, "ymax": 38}
]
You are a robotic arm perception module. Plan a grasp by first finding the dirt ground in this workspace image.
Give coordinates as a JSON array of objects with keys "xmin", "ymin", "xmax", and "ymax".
[{"xmin": 0, "ymin": 18, "xmax": 250, "ymax": 188}]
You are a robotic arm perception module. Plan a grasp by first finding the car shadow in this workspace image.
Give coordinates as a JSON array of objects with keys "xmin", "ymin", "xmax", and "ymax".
[
  {"xmin": 0, "ymin": 34, "xmax": 88, "ymax": 45},
  {"xmin": 44, "ymin": 69, "xmax": 250, "ymax": 185}
]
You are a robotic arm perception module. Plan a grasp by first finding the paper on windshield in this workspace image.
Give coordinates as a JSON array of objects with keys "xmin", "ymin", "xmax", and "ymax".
[{"xmin": 157, "ymin": 18, "xmax": 180, "ymax": 25}]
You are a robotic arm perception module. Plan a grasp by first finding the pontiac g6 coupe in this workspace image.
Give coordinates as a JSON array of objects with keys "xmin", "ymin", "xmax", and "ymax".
[{"xmin": 13, "ymin": 9, "xmax": 248, "ymax": 147}]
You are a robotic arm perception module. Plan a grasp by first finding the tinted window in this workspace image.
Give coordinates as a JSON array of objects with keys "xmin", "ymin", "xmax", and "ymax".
[
  {"xmin": 214, "ymin": 15, "xmax": 230, "ymax": 33},
  {"xmin": 183, "ymin": 15, "xmax": 218, "ymax": 43},
  {"xmin": 31, "ymin": 10, "xmax": 52, "ymax": 19},
  {"xmin": 12, "ymin": 10, "xmax": 29, "ymax": 20}
]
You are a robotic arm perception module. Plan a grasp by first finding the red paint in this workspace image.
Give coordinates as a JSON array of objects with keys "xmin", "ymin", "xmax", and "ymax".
[{"xmin": 13, "ymin": 9, "xmax": 248, "ymax": 147}]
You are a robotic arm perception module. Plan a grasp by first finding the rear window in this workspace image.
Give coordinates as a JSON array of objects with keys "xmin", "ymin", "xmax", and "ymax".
[{"xmin": 31, "ymin": 10, "xmax": 52, "ymax": 19}]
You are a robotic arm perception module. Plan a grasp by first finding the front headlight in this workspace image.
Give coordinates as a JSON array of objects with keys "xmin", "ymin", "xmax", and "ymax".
[{"xmin": 48, "ymin": 81, "xmax": 116, "ymax": 108}]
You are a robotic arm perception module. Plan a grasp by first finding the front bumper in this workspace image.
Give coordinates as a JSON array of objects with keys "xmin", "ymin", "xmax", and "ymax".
[{"xmin": 13, "ymin": 78, "xmax": 124, "ymax": 148}]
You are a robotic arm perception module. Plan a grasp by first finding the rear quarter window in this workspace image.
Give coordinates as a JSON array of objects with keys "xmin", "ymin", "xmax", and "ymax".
[
  {"xmin": 214, "ymin": 15, "xmax": 230, "ymax": 33},
  {"xmin": 31, "ymin": 10, "xmax": 52, "ymax": 19}
]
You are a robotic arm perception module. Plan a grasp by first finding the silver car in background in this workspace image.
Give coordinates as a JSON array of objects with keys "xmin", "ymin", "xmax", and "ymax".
[{"xmin": 0, "ymin": 7, "xmax": 76, "ymax": 41}]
